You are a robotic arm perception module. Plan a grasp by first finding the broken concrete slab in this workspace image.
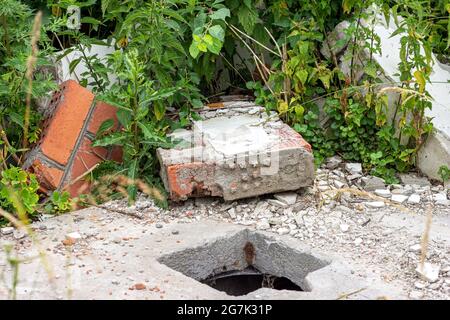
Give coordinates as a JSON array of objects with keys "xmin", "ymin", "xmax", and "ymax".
[
  {"xmin": 360, "ymin": 176, "xmax": 386, "ymax": 191},
  {"xmin": 157, "ymin": 103, "xmax": 314, "ymax": 201},
  {"xmin": 399, "ymin": 173, "xmax": 431, "ymax": 187},
  {"xmin": 23, "ymin": 80, "xmax": 122, "ymax": 197},
  {"xmin": 0, "ymin": 213, "xmax": 401, "ymax": 300},
  {"xmin": 274, "ymin": 192, "xmax": 298, "ymax": 206}
]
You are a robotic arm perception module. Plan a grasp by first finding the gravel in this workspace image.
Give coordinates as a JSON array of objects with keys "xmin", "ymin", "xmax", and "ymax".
[{"xmin": 1, "ymin": 161, "xmax": 449, "ymax": 300}]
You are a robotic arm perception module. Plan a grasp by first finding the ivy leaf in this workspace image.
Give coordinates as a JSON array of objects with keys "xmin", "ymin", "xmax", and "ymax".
[
  {"xmin": 189, "ymin": 42, "xmax": 200, "ymax": 58},
  {"xmin": 197, "ymin": 42, "xmax": 208, "ymax": 52},
  {"xmin": 206, "ymin": 37, "xmax": 223, "ymax": 55},
  {"xmin": 294, "ymin": 104, "xmax": 305, "ymax": 119},
  {"xmin": 209, "ymin": 25, "xmax": 225, "ymax": 42},
  {"xmin": 295, "ymin": 70, "xmax": 308, "ymax": 85},
  {"xmin": 277, "ymin": 100, "xmax": 288, "ymax": 114},
  {"xmin": 203, "ymin": 34, "xmax": 214, "ymax": 46},
  {"xmin": 210, "ymin": 8, "xmax": 230, "ymax": 21}
]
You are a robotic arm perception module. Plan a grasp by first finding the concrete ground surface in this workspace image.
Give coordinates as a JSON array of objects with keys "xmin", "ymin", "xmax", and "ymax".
[{"xmin": 0, "ymin": 166, "xmax": 449, "ymax": 300}]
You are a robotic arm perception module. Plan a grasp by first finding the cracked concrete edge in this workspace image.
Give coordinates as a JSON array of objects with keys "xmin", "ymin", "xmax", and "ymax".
[{"xmin": 156, "ymin": 222, "xmax": 395, "ymax": 300}]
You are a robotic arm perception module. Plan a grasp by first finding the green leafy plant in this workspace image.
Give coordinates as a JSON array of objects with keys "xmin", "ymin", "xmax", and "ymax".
[
  {"xmin": 0, "ymin": 167, "xmax": 40, "ymax": 218},
  {"xmin": 44, "ymin": 191, "xmax": 72, "ymax": 214},
  {"xmin": 92, "ymin": 49, "xmax": 176, "ymax": 201},
  {"xmin": 438, "ymin": 165, "xmax": 450, "ymax": 182},
  {"xmin": 0, "ymin": 0, "xmax": 56, "ymax": 166}
]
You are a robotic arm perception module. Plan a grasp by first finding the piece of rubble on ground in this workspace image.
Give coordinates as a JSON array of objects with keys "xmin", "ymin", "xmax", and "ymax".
[
  {"xmin": 23, "ymin": 80, "xmax": 122, "ymax": 197},
  {"xmin": 157, "ymin": 101, "xmax": 315, "ymax": 201}
]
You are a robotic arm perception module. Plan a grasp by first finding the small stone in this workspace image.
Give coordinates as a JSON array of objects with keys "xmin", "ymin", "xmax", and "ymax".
[
  {"xmin": 347, "ymin": 174, "xmax": 362, "ymax": 181},
  {"xmin": 428, "ymin": 282, "xmax": 441, "ymax": 290},
  {"xmin": 155, "ymin": 223, "xmax": 163, "ymax": 228},
  {"xmin": 374, "ymin": 189, "xmax": 391, "ymax": 198},
  {"xmin": 435, "ymin": 199, "xmax": 450, "ymax": 206},
  {"xmin": 62, "ymin": 238, "xmax": 76, "ymax": 246},
  {"xmin": 416, "ymin": 262, "xmax": 440, "ymax": 283},
  {"xmin": 274, "ymin": 192, "xmax": 297, "ymax": 205},
  {"xmin": 113, "ymin": 237, "xmax": 121, "ymax": 244},
  {"xmin": 391, "ymin": 194, "xmax": 408, "ymax": 204},
  {"xmin": 268, "ymin": 218, "xmax": 282, "ymax": 226},
  {"xmin": 334, "ymin": 180, "xmax": 345, "ymax": 189},
  {"xmin": 0, "ymin": 227, "xmax": 14, "ymax": 235},
  {"xmin": 365, "ymin": 201, "xmax": 385, "ymax": 208},
  {"xmin": 345, "ymin": 163, "xmax": 362, "ymax": 175},
  {"xmin": 409, "ymin": 244, "xmax": 422, "ymax": 253},
  {"xmin": 409, "ymin": 290, "xmax": 424, "ymax": 300},
  {"xmin": 407, "ymin": 194, "xmax": 421, "ymax": 204},
  {"xmin": 112, "ymin": 280, "xmax": 120, "ymax": 285},
  {"xmin": 277, "ymin": 228, "xmax": 290, "ymax": 235},
  {"xmin": 354, "ymin": 238, "xmax": 363, "ymax": 246},
  {"xmin": 340, "ymin": 223, "xmax": 349, "ymax": 233},
  {"xmin": 171, "ymin": 230, "xmax": 179, "ymax": 235},
  {"xmin": 12, "ymin": 230, "xmax": 26, "ymax": 240},
  {"xmin": 256, "ymin": 221, "xmax": 270, "ymax": 230},
  {"xmin": 391, "ymin": 188, "xmax": 413, "ymax": 196},
  {"xmin": 131, "ymin": 283, "xmax": 146, "ymax": 290},
  {"xmin": 227, "ymin": 208, "xmax": 237, "ymax": 219},
  {"xmin": 65, "ymin": 232, "xmax": 82, "ymax": 242},
  {"xmin": 360, "ymin": 176, "xmax": 385, "ymax": 191},
  {"xmin": 414, "ymin": 281, "xmax": 427, "ymax": 289},
  {"xmin": 268, "ymin": 199, "xmax": 289, "ymax": 208},
  {"xmin": 326, "ymin": 156, "xmax": 342, "ymax": 170},
  {"xmin": 399, "ymin": 174, "xmax": 431, "ymax": 187},
  {"xmin": 433, "ymin": 193, "xmax": 447, "ymax": 201}
]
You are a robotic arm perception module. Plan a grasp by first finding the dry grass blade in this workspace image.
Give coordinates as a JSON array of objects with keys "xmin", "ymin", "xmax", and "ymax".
[
  {"xmin": 322, "ymin": 187, "xmax": 414, "ymax": 214},
  {"xmin": 22, "ymin": 11, "xmax": 43, "ymax": 154},
  {"xmin": 336, "ymin": 287, "xmax": 367, "ymax": 300}
]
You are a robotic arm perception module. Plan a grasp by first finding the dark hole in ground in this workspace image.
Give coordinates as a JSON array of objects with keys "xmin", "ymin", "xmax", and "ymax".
[{"xmin": 201, "ymin": 265, "xmax": 303, "ymax": 296}]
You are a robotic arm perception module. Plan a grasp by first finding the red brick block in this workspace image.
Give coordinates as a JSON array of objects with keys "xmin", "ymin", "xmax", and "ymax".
[
  {"xmin": 40, "ymin": 80, "xmax": 94, "ymax": 166},
  {"xmin": 28, "ymin": 159, "xmax": 64, "ymax": 193},
  {"xmin": 23, "ymin": 80, "xmax": 122, "ymax": 197},
  {"xmin": 87, "ymin": 101, "xmax": 120, "ymax": 135}
]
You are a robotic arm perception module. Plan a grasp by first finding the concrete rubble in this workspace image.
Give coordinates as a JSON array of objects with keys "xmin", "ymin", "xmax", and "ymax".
[
  {"xmin": 157, "ymin": 102, "xmax": 315, "ymax": 201},
  {"xmin": 0, "ymin": 158, "xmax": 448, "ymax": 300}
]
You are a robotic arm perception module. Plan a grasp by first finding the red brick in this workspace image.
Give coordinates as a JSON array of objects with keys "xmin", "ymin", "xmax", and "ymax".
[
  {"xmin": 64, "ymin": 138, "xmax": 109, "ymax": 197},
  {"xmin": 110, "ymin": 146, "xmax": 123, "ymax": 163},
  {"xmin": 87, "ymin": 101, "xmax": 119, "ymax": 135},
  {"xmin": 24, "ymin": 81, "xmax": 123, "ymax": 198},
  {"xmin": 166, "ymin": 163, "xmax": 215, "ymax": 200},
  {"xmin": 28, "ymin": 159, "xmax": 64, "ymax": 192},
  {"xmin": 69, "ymin": 138, "xmax": 109, "ymax": 183},
  {"xmin": 40, "ymin": 80, "xmax": 94, "ymax": 165}
]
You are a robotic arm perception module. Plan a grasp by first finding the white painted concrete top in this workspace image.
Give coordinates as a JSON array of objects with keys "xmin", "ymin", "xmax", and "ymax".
[{"xmin": 193, "ymin": 115, "xmax": 273, "ymax": 157}]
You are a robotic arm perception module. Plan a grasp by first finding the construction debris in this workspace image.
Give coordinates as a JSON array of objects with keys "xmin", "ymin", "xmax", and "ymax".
[{"xmin": 157, "ymin": 102, "xmax": 314, "ymax": 201}]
